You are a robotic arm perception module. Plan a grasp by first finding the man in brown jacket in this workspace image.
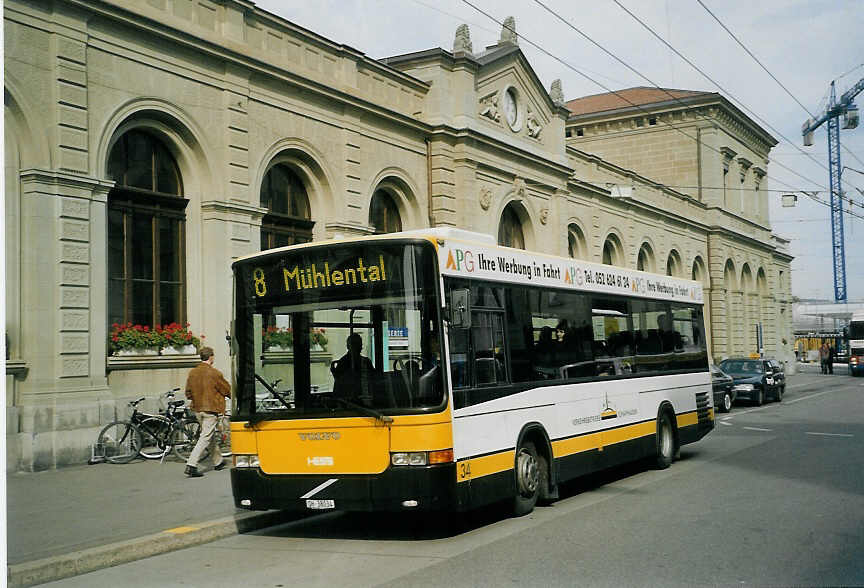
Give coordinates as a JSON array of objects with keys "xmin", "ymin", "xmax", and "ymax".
[{"xmin": 184, "ymin": 346, "xmax": 231, "ymax": 477}]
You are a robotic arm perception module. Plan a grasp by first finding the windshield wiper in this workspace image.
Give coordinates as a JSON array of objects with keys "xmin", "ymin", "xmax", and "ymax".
[{"xmin": 329, "ymin": 396, "xmax": 393, "ymax": 424}]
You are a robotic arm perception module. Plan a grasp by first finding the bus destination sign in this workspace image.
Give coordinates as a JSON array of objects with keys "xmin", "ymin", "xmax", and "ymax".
[{"xmin": 250, "ymin": 254, "xmax": 388, "ymax": 298}]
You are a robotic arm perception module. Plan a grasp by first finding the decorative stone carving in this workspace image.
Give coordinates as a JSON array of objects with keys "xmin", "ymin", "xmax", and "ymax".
[
  {"xmin": 479, "ymin": 92, "xmax": 500, "ymax": 122},
  {"xmin": 499, "ymin": 16, "xmax": 518, "ymax": 45},
  {"xmin": 479, "ymin": 187, "xmax": 492, "ymax": 210},
  {"xmin": 61, "ymin": 357, "xmax": 89, "ymax": 378},
  {"xmin": 539, "ymin": 207, "xmax": 549, "ymax": 225},
  {"xmin": 550, "ymin": 79, "xmax": 564, "ymax": 106},
  {"xmin": 752, "ymin": 166, "xmax": 766, "ymax": 190},
  {"xmin": 453, "ymin": 24, "xmax": 473, "ymax": 54},
  {"xmin": 720, "ymin": 147, "xmax": 737, "ymax": 173},
  {"xmin": 737, "ymin": 157, "xmax": 752, "ymax": 182},
  {"xmin": 526, "ymin": 106, "xmax": 542, "ymax": 138},
  {"xmin": 513, "ymin": 177, "xmax": 526, "ymax": 199}
]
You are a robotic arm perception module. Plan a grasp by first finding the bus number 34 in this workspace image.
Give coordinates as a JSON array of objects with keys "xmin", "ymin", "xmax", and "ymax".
[{"xmin": 458, "ymin": 461, "xmax": 472, "ymax": 480}]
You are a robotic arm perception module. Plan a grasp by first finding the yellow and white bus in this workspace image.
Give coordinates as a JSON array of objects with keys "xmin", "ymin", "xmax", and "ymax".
[{"xmin": 230, "ymin": 229, "xmax": 713, "ymax": 515}]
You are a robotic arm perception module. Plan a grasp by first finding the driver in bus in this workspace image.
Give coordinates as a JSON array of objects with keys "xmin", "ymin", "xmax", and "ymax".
[{"xmin": 330, "ymin": 333, "xmax": 374, "ymax": 397}]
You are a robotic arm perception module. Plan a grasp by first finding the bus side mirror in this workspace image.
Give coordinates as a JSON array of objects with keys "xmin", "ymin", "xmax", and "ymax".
[{"xmin": 450, "ymin": 289, "xmax": 471, "ymax": 329}]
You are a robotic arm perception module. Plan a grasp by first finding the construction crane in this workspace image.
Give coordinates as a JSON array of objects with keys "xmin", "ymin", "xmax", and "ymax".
[{"xmin": 802, "ymin": 76, "xmax": 864, "ymax": 303}]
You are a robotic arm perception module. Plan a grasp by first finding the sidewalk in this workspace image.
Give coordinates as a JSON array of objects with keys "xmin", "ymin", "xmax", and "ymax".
[
  {"xmin": 796, "ymin": 360, "xmax": 848, "ymax": 374},
  {"xmin": 6, "ymin": 457, "xmax": 292, "ymax": 587}
]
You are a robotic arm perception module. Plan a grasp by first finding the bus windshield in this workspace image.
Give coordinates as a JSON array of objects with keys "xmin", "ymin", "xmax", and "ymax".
[{"xmin": 232, "ymin": 241, "xmax": 444, "ymax": 420}]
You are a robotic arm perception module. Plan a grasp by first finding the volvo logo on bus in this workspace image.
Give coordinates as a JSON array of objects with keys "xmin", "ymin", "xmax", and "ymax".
[{"xmin": 298, "ymin": 432, "xmax": 341, "ymax": 441}]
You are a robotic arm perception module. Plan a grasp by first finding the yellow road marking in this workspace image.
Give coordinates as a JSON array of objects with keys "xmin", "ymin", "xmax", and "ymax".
[{"xmin": 163, "ymin": 526, "xmax": 200, "ymax": 534}]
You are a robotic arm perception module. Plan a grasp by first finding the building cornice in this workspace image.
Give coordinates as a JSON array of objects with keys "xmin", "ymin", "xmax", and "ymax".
[
  {"xmin": 566, "ymin": 93, "xmax": 777, "ymax": 155},
  {"xmin": 429, "ymin": 125, "xmax": 574, "ymax": 180},
  {"xmin": 48, "ymin": 0, "xmax": 432, "ymax": 134}
]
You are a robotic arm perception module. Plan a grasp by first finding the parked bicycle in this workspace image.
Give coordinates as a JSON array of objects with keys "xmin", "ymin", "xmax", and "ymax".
[{"xmin": 95, "ymin": 388, "xmax": 199, "ymax": 464}]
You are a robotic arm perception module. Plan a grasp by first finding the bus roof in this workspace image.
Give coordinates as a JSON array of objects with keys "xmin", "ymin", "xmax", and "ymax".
[{"xmin": 231, "ymin": 227, "xmax": 481, "ymax": 266}]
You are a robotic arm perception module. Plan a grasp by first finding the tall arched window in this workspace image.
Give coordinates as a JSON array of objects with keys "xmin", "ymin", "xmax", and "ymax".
[
  {"xmin": 369, "ymin": 190, "xmax": 402, "ymax": 234},
  {"xmin": 107, "ymin": 130, "xmax": 186, "ymax": 328},
  {"xmin": 667, "ymin": 250, "xmax": 682, "ymax": 277},
  {"xmin": 602, "ymin": 235, "xmax": 622, "ymax": 266},
  {"xmin": 260, "ymin": 163, "xmax": 313, "ymax": 250},
  {"xmin": 498, "ymin": 203, "xmax": 525, "ymax": 249},
  {"xmin": 567, "ymin": 223, "xmax": 585, "ymax": 259},
  {"xmin": 637, "ymin": 243, "xmax": 654, "ymax": 272}
]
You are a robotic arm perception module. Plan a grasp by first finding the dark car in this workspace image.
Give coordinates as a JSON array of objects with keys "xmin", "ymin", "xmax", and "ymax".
[
  {"xmin": 711, "ymin": 364, "xmax": 735, "ymax": 412},
  {"xmin": 849, "ymin": 346, "xmax": 864, "ymax": 377},
  {"xmin": 718, "ymin": 358, "xmax": 786, "ymax": 405}
]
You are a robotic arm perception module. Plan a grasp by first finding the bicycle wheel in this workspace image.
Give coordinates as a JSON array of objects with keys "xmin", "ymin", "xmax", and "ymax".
[
  {"xmin": 218, "ymin": 415, "xmax": 232, "ymax": 457},
  {"xmin": 137, "ymin": 416, "xmax": 170, "ymax": 460},
  {"xmin": 96, "ymin": 421, "xmax": 142, "ymax": 464},
  {"xmin": 172, "ymin": 419, "xmax": 201, "ymax": 461}
]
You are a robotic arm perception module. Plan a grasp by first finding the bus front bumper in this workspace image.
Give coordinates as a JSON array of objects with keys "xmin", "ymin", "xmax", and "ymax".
[{"xmin": 231, "ymin": 463, "xmax": 458, "ymax": 512}]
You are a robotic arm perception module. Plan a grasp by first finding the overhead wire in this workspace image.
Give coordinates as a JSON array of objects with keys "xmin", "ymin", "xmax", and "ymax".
[
  {"xmin": 523, "ymin": 0, "xmax": 864, "ymax": 220},
  {"xmin": 693, "ymin": 1, "xmax": 864, "ymax": 171},
  {"xmin": 694, "ymin": 0, "xmax": 815, "ymax": 118},
  {"xmin": 607, "ymin": 0, "xmax": 835, "ymax": 191},
  {"xmin": 455, "ymin": 0, "xmax": 864, "ymax": 222},
  {"xmin": 407, "ymin": 0, "xmax": 628, "ymax": 87},
  {"xmin": 607, "ymin": 0, "xmax": 864, "ymax": 219}
]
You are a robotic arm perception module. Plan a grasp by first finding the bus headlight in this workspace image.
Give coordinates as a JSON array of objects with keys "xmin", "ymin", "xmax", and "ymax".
[
  {"xmin": 392, "ymin": 452, "xmax": 427, "ymax": 466},
  {"xmin": 234, "ymin": 454, "xmax": 260, "ymax": 468},
  {"xmin": 391, "ymin": 449, "xmax": 454, "ymax": 466}
]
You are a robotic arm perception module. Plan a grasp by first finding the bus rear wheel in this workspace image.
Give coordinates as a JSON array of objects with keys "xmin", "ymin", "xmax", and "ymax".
[
  {"xmin": 654, "ymin": 411, "xmax": 675, "ymax": 470},
  {"xmin": 513, "ymin": 441, "xmax": 543, "ymax": 516}
]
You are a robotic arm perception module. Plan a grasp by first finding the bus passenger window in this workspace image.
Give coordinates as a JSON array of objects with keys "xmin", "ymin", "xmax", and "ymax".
[
  {"xmin": 472, "ymin": 311, "xmax": 506, "ymax": 386},
  {"xmin": 448, "ymin": 326, "xmax": 469, "ymax": 389}
]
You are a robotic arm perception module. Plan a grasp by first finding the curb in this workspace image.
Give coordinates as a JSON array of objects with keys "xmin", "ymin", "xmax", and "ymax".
[{"xmin": 7, "ymin": 509, "xmax": 298, "ymax": 588}]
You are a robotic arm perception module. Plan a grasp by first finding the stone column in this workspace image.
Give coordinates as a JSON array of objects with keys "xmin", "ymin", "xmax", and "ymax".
[{"xmin": 15, "ymin": 170, "xmax": 114, "ymax": 471}]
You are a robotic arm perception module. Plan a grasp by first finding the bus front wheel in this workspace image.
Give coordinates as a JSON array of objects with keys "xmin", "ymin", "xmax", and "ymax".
[
  {"xmin": 513, "ymin": 441, "xmax": 543, "ymax": 516},
  {"xmin": 654, "ymin": 411, "xmax": 675, "ymax": 470}
]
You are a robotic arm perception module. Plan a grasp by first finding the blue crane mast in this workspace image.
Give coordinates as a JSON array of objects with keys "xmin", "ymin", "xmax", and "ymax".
[{"xmin": 802, "ymin": 76, "xmax": 864, "ymax": 303}]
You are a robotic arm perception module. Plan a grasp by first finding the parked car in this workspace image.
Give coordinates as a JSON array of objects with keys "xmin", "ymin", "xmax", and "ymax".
[
  {"xmin": 849, "ymin": 347, "xmax": 864, "ymax": 377},
  {"xmin": 711, "ymin": 364, "xmax": 735, "ymax": 412},
  {"xmin": 718, "ymin": 358, "xmax": 786, "ymax": 405}
]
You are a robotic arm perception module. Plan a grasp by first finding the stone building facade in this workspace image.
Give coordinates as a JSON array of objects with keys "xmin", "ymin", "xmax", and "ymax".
[
  {"xmin": 564, "ymin": 87, "xmax": 793, "ymax": 367},
  {"xmin": 4, "ymin": 0, "xmax": 792, "ymax": 471}
]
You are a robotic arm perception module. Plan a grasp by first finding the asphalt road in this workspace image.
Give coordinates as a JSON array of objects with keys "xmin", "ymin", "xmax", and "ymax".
[{"xmin": 44, "ymin": 372, "xmax": 864, "ymax": 587}]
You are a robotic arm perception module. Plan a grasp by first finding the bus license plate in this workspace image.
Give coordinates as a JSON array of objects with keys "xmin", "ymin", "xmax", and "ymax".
[{"xmin": 306, "ymin": 499, "xmax": 335, "ymax": 510}]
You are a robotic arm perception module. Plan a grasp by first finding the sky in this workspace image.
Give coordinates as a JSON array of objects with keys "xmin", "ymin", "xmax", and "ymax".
[{"xmin": 256, "ymin": 0, "xmax": 864, "ymax": 302}]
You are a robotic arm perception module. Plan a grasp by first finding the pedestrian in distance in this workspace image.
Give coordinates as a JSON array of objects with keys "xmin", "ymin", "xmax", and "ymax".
[
  {"xmin": 819, "ymin": 342, "xmax": 830, "ymax": 375},
  {"xmin": 827, "ymin": 344, "xmax": 835, "ymax": 375},
  {"xmin": 184, "ymin": 346, "xmax": 231, "ymax": 477}
]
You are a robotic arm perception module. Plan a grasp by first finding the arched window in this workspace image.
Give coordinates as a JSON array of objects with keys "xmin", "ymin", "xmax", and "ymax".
[
  {"xmin": 667, "ymin": 250, "xmax": 682, "ymax": 277},
  {"xmin": 498, "ymin": 203, "xmax": 525, "ymax": 249},
  {"xmin": 602, "ymin": 235, "xmax": 622, "ymax": 266},
  {"xmin": 107, "ymin": 130, "xmax": 187, "ymax": 328},
  {"xmin": 369, "ymin": 190, "xmax": 402, "ymax": 234},
  {"xmin": 567, "ymin": 223, "xmax": 585, "ymax": 259},
  {"xmin": 260, "ymin": 163, "xmax": 313, "ymax": 250},
  {"xmin": 637, "ymin": 243, "xmax": 654, "ymax": 272}
]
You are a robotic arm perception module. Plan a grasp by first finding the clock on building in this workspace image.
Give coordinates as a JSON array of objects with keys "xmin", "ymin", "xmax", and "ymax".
[{"xmin": 503, "ymin": 87, "xmax": 519, "ymax": 131}]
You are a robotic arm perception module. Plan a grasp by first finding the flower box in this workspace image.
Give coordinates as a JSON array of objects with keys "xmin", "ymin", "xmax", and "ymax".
[
  {"xmin": 109, "ymin": 322, "xmax": 203, "ymax": 356},
  {"xmin": 114, "ymin": 347, "xmax": 160, "ymax": 356},
  {"xmin": 266, "ymin": 345, "xmax": 292, "ymax": 352},
  {"xmin": 161, "ymin": 344, "xmax": 198, "ymax": 355}
]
